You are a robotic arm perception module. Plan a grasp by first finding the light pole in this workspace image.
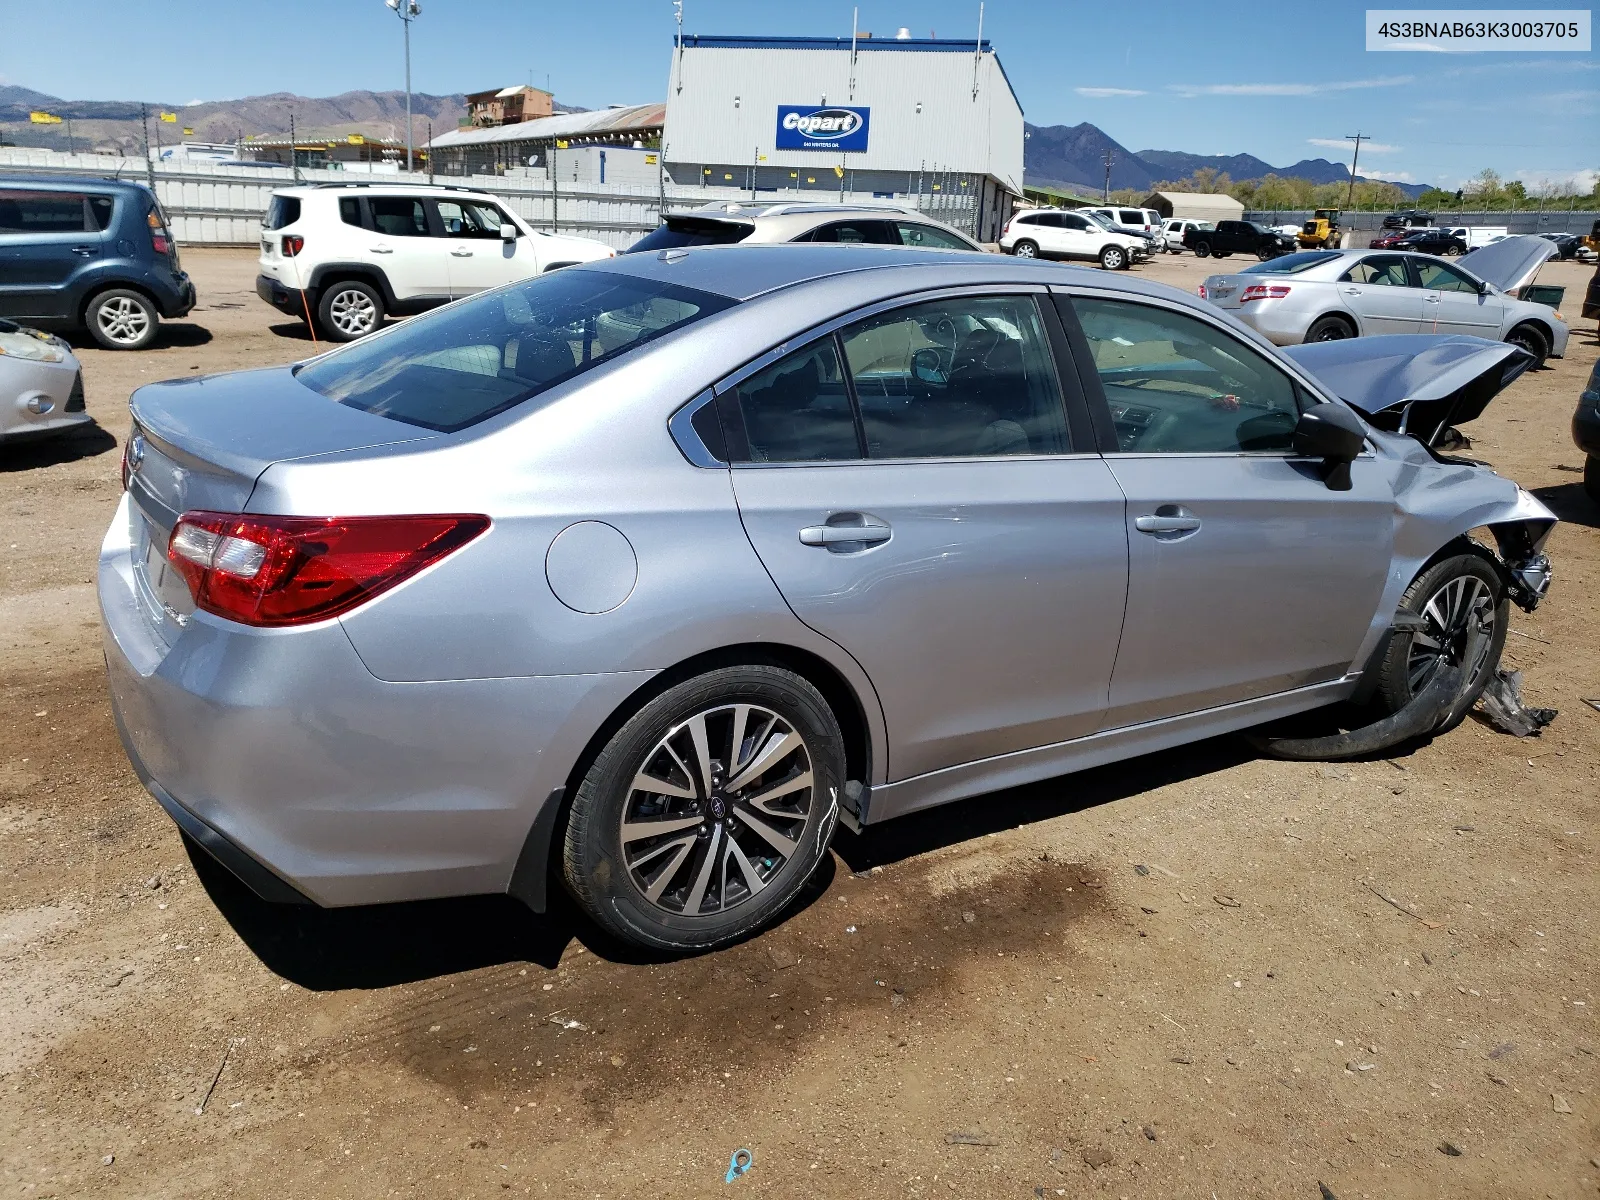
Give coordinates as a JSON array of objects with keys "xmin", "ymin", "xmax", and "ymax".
[{"xmin": 384, "ymin": 0, "xmax": 422, "ymax": 172}]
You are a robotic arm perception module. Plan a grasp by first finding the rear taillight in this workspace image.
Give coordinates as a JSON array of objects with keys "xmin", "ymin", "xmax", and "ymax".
[
  {"xmin": 1197, "ymin": 284, "xmax": 1207, "ymax": 299},
  {"xmin": 167, "ymin": 511, "xmax": 490, "ymax": 627},
  {"xmin": 1240, "ymin": 284, "xmax": 1292, "ymax": 302},
  {"xmin": 146, "ymin": 208, "xmax": 170, "ymax": 256},
  {"xmin": 282, "ymin": 234, "xmax": 304, "ymax": 257}
]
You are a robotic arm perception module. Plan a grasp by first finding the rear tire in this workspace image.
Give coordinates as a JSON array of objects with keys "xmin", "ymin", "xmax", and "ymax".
[
  {"xmin": 1584, "ymin": 454, "xmax": 1600, "ymax": 503},
  {"xmin": 1099, "ymin": 245, "xmax": 1127, "ymax": 271},
  {"xmin": 1505, "ymin": 322, "xmax": 1549, "ymax": 369},
  {"xmin": 85, "ymin": 288, "xmax": 159, "ymax": 351},
  {"xmin": 1193, "ymin": 242, "xmax": 1211, "ymax": 258},
  {"xmin": 317, "ymin": 279, "xmax": 384, "ymax": 342},
  {"xmin": 562, "ymin": 665, "xmax": 845, "ymax": 952},
  {"xmin": 1373, "ymin": 551, "xmax": 1508, "ymax": 732},
  {"xmin": 1305, "ymin": 314, "xmax": 1355, "ymax": 343},
  {"xmin": 1011, "ymin": 239, "xmax": 1039, "ymax": 259}
]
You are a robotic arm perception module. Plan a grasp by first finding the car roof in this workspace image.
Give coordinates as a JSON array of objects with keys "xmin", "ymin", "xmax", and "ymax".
[
  {"xmin": 568, "ymin": 242, "xmax": 1206, "ymax": 305},
  {"xmin": 0, "ymin": 175, "xmax": 151, "ymax": 195},
  {"xmin": 274, "ymin": 183, "xmax": 500, "ymax": 200}
]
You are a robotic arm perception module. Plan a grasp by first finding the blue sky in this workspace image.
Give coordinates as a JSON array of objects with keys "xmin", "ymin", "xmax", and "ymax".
[{"xmin": 4, "ymin": 0, "xmax": 1595, "ymax": 189}]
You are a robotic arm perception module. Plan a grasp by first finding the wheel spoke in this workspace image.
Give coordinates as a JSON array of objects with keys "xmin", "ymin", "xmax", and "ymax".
[
  {"xmin": 636, "ymin": 834, "xmax": 697, "ymax": 903},
  {"xmin": 741, "ymin": 769, "xmax": 813, "ymax": 817},
  {"xmin": 620, "ymin": 813, "xmax": 702, "ymax": 843},
  {"xmin": 726, "ymin": 729, "xmax": 802, "ymax": 794},
  {"xmin": 629, "ymin": 769, "xmax": 696, "ymax": 801},
  {"xmin": 684, "ymin": 711, "xmax": 715, "ymax": 797},
  {"xmin": 731, "ymin": 804, "xmax": 799, "ymax": 858},
  {"xmin": 724, "ymin": 835, "xmax": 767, "ymax": 899},
  {"xmin": 727, "ymin": 704, "xmax": 751, "ymax": 774},
  {"xmin": 682, "ymin": 825, "xmax": 722, "ymax": 915}
]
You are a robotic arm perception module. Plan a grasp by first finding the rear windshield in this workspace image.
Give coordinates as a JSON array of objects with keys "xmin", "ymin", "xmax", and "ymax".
[
  {"xmin": 295, "ymin": 269, "xmax": 735, "ymax": 432},
  {"xmin": 626, "ymin": 217, "xmax": 754, "ymax": 253},
  {"xmin": 1240, "ymin": 251, "xmax": 1342, "ymax": 275},
  {"xmin": 263, "ymin": 195, "xmax": 301, "ymax": 231}
]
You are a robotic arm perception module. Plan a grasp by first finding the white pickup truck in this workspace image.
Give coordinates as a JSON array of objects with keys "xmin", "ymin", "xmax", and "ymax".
[{"xmin": 1447, "ymin": 226, "xmax": 1510, "ymax": 248}]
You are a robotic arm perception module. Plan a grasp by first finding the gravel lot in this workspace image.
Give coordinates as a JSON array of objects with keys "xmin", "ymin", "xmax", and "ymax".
[{"xmin": 2, "ymin": 246, "xmax": 1596, "ymax": 1199}]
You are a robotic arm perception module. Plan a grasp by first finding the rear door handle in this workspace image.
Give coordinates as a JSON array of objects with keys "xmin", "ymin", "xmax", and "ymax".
[
  {"xmin": 1423, "ymin": 294, "xmax": 1441, "ymax": 303},
  {"xmin": 451, "ymin": 248, "xmax": 473, "ymax": 257},
  {"xmin": 72, "ymin": 246, "xmax": 97, "ymax": 256},
  {"xmin": 1343, "ymin": 287, "xmax": 1362, "ymax": 295},
  {"xmin": 799, "ymin": 517, "xmax": 892, "ymax": 549},
  {"xmin": 370, "ymin": 245, "xmax": 393, "ymax": 254}
]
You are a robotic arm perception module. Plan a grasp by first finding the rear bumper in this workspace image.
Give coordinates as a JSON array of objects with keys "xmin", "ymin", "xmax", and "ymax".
[
  {"xmin": 1222, "ymin": 304, "xmax": 1310, "ymax": 346},
  {"xmin": 98, "ymin": 493, "xmax": 652, "ymax": 908},
  {"xmin": 159, "ymin": 274, "xmax": 197, "ymax": 319},
  {"xmin": 256, "ymin": 273, "xmax": 306, "ymax": 317},
  {"xmin": 1573, "ymin": 403, "xmax": 1600, "ymax": 456}
]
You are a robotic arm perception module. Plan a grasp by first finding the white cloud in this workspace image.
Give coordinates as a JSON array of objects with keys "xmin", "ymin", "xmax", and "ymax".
[
  {"xmin": 1308, "ymin": 138, "xmax": 1402, "ymax": 153},
  {"xmin": 1534, "ymin": 89, "xmax": 1599, "ymax": 104},
  {"xmin": 1170, "ymin": 75, "xmax": 1413, "ymax": 98},
  {"xmin": 1074, "ymin": 86, "xmax": 1147, "ymax": 98},
  {"xmin": 1515, "ymin": 168, "xmax": 1600, "ymax": 193}
]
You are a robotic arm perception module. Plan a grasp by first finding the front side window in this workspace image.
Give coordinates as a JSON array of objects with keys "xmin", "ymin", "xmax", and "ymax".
[
  {"xmin": 1060, "ymin": 213, "xmax": 1090, "ymax": 231},
  {"xmin": 369, "ymin": 197, "xmax": 428, "ymax": 237},
  {"xmin": 840, "ymin": 296, "xmax": 1069, "ymax": 459},
  {"xmin": 1344, "ymin": 256, "xmax": 1410, "ymax": 286},
  {"xmin": 1072, "ymin": 297, "xmax": 1302, "ymax": 454},
  {"xmin": 297, "ymin": 270, "xmax": 733, "ymax": 432},
  {"xmin": 732, "ymin": 339, "xmax": 860, "ymax": 463},
  {"xmin": 1414, "ymin": 260, "xmax": 1478, "ymax": 293},
  {"xmin": 895, "ymin": 222, "xmax": 972, "ymax": 251},
  {"xmin": 436, "ymin": 200, "xmax": 495, "ymax": 238},
  {"xmin": 0, "ymin": 190, "xmax": 89, "ymax": 234}
]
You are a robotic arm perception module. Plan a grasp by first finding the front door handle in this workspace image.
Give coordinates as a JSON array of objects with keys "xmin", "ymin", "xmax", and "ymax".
[
  {"xmin": 451, "ymin": 248, "xmax": 473, "ymax": 257},
  {"xmin": 370, "ymin": 245, "xmax": 394, "ymax": 254},
  {"xmin": 1135, "ymin": 507, "xmax": 1201, "ymax": 538},
  {"xmin": 72, "ymin": 246, "xmax": 97, "ymax": 257},
  {"xmin": 1423, "ymin": 294, "xmax": 1441, "ymax": 304},
  {"xmin": 1343, "ymin": 287, "xmax": 1362, "ymax": 295},
  {"xmin": 799, "ymin": 516, "xmax": 892, "ymax": 549}
]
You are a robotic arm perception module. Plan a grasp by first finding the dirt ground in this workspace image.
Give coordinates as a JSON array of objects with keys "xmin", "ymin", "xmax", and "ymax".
[{"xmin": 2, "ymin": 246, "xmax": 1596, "ymax": 1200}]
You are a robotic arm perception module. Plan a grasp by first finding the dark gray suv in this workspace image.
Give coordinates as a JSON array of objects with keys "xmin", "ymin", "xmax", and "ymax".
[{"xmin": 0, "ymin": 177, "xmax": 196, "ymax": 350}]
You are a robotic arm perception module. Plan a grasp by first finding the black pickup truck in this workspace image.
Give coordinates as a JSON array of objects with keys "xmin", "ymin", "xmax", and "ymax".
[{"xmin": 1184, "ymin": 220, "xmax": 1297, "ymax": 260}]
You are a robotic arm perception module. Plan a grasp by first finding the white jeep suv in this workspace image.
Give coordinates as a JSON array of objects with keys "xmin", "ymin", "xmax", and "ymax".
[
  {"xmin": 999, "ymin": 207, "xmax": 1149, "ymax": 270},
  {"xmin": 256, "ymin": 184, "xmax": 615, "ymax": 341}
]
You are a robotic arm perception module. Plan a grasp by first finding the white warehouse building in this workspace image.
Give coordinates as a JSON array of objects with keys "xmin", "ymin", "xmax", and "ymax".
[{"xmin": 663, "ymin": 34, "xmax": 1024, "ymax": 241}]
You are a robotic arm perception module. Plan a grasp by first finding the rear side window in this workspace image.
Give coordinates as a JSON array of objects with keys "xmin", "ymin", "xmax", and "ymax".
[
  {"xmin": 732, "ymin": 339, "xmax": 860, "ymax": 462},
  {"xmin": 262, "ymin": 195, "xmax": 301, "ymax": 231},
  {"xmin": 339, "ymin": 197, "xmax": 364, "ymax": 228},
  {"xmin": 88, "ymin": 195, "xmax": 114, "ymax": 230},
  {"xmin": 808, "ymin": 221, "xmax": 895, "ymax": 244},
  {"xmin": 895, "ymin": 222, "xmax": 973, "ymax": 250},
  {"xmin": 0, "ymin": 190, "xmax": 90, "ymax": 233},
  {"xmin": 627, "ymin": 218, "xmax": 753, "ymax": 253},
  {"xmin": 296, "ymin": 270, "xmax": 734, "ymax": 432},
  {"xmin": 1119, "ymin": 210, "xmax": 1144, "ymax": 225},
  {"xmin": 369, "ymin": 197, "xmax": 428, "ymax": 237}
]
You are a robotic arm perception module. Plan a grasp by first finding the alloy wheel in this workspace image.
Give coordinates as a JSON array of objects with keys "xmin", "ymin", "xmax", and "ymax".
[
  {"xmin": 328, "ymin": 288, "xmax": 378, "ymax": 337},
  {"xmin": 618, "ymin": 703, "xmax": 815, "ymax": 918},
  {"xmin": 1407, "ymin": 575, "xmax": 1496, "ymax": 694},
  {"xmin": 95, "ymin": 296, "xmax": 151, "ymax": 345}
]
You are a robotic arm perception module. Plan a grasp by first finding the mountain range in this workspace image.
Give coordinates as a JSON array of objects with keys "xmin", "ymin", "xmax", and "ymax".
[
  {"xmin": 2, "ymin": 85, "xmax": 1423, "ymax": 196},
  {"xmin": 1024, "ymin": 121, "xmax": 1425, "ymax": 198}
]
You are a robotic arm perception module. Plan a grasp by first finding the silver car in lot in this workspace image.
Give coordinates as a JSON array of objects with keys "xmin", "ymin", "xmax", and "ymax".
[
  {"xmin": 1200, "ymin": 236, "xmax": 1569, "ymax": 365},
  {"xmin": 0, "ymin": 319, "xmax": 87, "ymax": 443},
  {"xmin": 100, "ymin": 246, "xmax": 1556, "ymax": 951}
]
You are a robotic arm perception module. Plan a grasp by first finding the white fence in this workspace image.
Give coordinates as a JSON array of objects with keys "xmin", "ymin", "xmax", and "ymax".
[
  {"xmin": 1244, "ymin": 207, "xmax": 1600, "ymax": 237},
  {"xmin": 0, "ymin": 148, "xmax": 980, "ymax": 249}
]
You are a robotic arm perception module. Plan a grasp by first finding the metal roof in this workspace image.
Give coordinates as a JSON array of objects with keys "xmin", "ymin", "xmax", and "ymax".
[
  {"xmin": 678, "ymin": 34, "xmax": 992, "ymax": 52},
  {"xmin": 427, "ymin": 102, "xmax": 665, "ymax": 150}
]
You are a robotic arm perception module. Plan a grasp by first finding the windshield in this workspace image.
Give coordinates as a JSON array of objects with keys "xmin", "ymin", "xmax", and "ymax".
[
  {"xmin": 296, "ymin": 269, "xmax": 734, "ymax": 432},
  {"xmin": 1240, "ymin": 251, "xmax": 1342, "ymax": 275},
  {"xmin": 626, "ymin": 217, "xmax": 754, "ymax": 253}
]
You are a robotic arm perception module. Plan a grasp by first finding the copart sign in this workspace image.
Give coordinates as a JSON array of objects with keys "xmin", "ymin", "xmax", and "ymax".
[{"xmin": 775, "ymin": 105, "xmax": 871, "ymax": 152}]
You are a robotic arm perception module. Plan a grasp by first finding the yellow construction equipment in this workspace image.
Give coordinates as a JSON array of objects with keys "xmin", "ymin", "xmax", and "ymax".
[{"xmin": 1297, "ymin": 208, "xmax": 1343, "ymax": 251}]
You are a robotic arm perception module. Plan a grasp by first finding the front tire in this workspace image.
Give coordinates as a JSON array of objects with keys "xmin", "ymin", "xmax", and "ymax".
[
  {"xmin": 85, "ymin": 288, "xmax": 159, "ymax": 350},
  {"xmin": 1257, "ymin": 245, "xmax": 1274, "ymax": 261},
  {"xmin": 1373, "ymin": 551, "xmax": 1508, "ymax": 732},
  {"xmin": 1011, "ymin": 239, "xmax": 1039, "ymax": 259},
  {"xmin": 317, "ymin": 279, "xmax": 384, "ymax": 341},
  {"xmin": 562, "ymin": 665, "xmax": 845, "ymax": 952},
  {"xmin": 1505, "ymin": 322, "xmax": 1549, "ymax": 369},
  {"xmin": 1099, "ymin": 245, "xmax": 1127, "ymax": 271}
]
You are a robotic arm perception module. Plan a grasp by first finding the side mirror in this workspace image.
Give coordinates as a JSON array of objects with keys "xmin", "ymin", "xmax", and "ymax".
[
  {"xmin": 501, "ymin": 222, "xmax": 518, "ymax": 242},
  {"xmin": 1292, "ymin": 403, "xmax": 1367, "ymax": 491}
]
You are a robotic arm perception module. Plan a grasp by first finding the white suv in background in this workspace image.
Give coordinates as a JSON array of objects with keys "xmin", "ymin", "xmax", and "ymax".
[
  {"xmin": 256, "ymin": 184, "xmax": 615, "ymax": 340},
  {"xmin": 999, "ymin": 207, "xmax": 1149, "ymax": 269},
  {"xmin": 1083, "ymin": 205, "xmax": 1163, "ymax": 240},
  {"xmin": 1160, "ymin": 218, "xmax": 1211, "ymax": 253}
]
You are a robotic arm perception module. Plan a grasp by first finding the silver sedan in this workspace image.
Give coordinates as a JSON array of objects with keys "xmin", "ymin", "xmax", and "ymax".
[
  {"xmin": 1199, "ymin": 236, "xmax": 1569, "ymax": 365},
  {"xmin": 101, "ymin": 247, "xmax": 1555, "ymax": 951},
  {"xmin": 0, "ymin": 320, "xmax": 87, "ymax": 443}
]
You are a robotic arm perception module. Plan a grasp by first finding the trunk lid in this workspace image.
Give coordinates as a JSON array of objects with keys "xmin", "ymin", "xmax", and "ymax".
[
  {"xmin": 1199, "ymin": 273, "xmax": 1255, "ymax": 310},
  {"xmin": 123, "ymin": 364, "xmax": 438, "ymax": 634},
  {"xmin": 1283, "ymin": 333, "xmax": 1534, "ymax": 447},
  {"xmin": 1459, "ymin": 235, "xmax": 1558, "ymax": 294}
]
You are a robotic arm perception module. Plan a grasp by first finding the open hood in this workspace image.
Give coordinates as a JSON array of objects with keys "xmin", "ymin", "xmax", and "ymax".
[
  {"xmin": 1283, "ymin": 333, "xmax": 1534, "ymax": 447},
  {"xmin": 1458, "ymin": 234, "xmax": 1558, "ymax": 295}
]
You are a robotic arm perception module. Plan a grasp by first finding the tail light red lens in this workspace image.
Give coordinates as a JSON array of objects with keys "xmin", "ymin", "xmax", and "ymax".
[
  {"xmin": 167, "ymin": 511, "xmax": 490, "ymax": 627},
  {"xmin": 282, "ymin": 235, "xmax": 305, "ymax": 257},
  {"xmin": 1196, "ymin": 284, "xmax": 1207, "ymax": 299},
  {"xmin": 1240, "ymin": 284, "xmax": 1292, "ymax": 302},
  {"xmin": 146, "ymin": 208, "xmax": 171, "ymax": 255}
]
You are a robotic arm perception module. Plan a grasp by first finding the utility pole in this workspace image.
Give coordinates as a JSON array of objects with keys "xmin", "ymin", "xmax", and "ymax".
[
  {"xmin": 140, "ymin": 104, "xmax": 156, "ymax": 191},
  {"xmin": 1102, "ymin": 148, "xmax": 1115, "ymax": 202},
  {"xmin": 426, "ymin": 119, "xmax": 434, "ymax": 182},
  {"xmin": 1344, "ymin": 132, "xmax": 1367, "ymax": 208},
  {"xmin": 289, "ymin": 112, "xmax": 300, "ymax": 182},
  {"xmin": 66, "ymin": 117, "xmax": 75, "ymax": 157}
]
